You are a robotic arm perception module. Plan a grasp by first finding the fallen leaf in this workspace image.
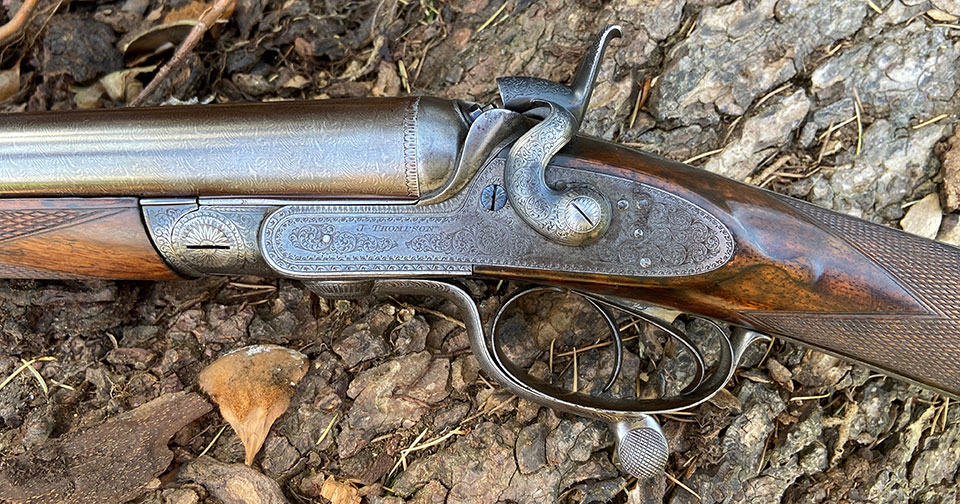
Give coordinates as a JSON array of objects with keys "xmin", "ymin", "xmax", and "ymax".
[
  {"xmin": 280, "ymin": 74, "xmax": 309, "ymax": 90},
  {"xmin": 164, "ymin": 0, "xmax": 210, "ymax": 23},
  {"xmin": 320, "ymin": 476, "xmax": 361, "ymax": 504},
  {"xmin": 72, "ymin": 83, "xmax": 106, "ymax": 109},
  {"xmin": 900, "ymin": 192, "xmax": 942, "ymax": 239},
  {"xmin": 198, "ymin": 344, "xmax": 309, "ymax": 465},
  {"xmin": 0, "ymin": 63, "xmax": 19, "ymax": 102},
  {"xmin": 100, "ymin": 65, "xmax": 157, "ymax": 102},
  {"xmin": 122, "ymin": 20, "xmax": 199, "ymax": 66},
  {"xmin": 371, "ymin": 60, "xmax": 400, "ymax": 97}
]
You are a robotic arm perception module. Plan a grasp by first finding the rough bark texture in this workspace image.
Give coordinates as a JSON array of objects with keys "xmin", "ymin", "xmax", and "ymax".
[{"xmin": 0, "ymin": 0, "xmax": 958, "ymax": 503}]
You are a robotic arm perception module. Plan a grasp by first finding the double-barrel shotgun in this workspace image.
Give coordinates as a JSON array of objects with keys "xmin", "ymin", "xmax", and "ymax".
[{"xmin": 0, "ymin": 26, "xmax": 957, "ymax": 478}]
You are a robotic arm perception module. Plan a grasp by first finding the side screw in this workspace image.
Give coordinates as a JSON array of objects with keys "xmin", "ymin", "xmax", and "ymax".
[
  {"xmin": 480, "ymin": 184, "xmax": 507, "ymax": 211},
  {"xmin": 564, "ymin": 195, "xmax": 603, "ymax": 233}
]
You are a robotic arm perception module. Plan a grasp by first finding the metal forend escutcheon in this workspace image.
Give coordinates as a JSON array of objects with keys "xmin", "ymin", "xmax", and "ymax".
[{"xmin": 497, "ymin": 25, "xmax": 623, "ymax": 246}]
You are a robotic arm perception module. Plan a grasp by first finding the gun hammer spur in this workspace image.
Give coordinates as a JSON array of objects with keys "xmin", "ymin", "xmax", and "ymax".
[{"xmin": 497, "ymin": 25, "xmax": 622, "ymax": 247}]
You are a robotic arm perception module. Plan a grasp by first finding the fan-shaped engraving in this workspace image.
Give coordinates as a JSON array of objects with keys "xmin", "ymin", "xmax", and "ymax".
[{"xmin": 171, "ymin": 211, "xmax": 244, "ymax": 272}]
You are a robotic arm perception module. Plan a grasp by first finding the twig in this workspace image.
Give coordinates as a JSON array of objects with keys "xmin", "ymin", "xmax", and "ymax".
[
  {"xmin": 665, "ymin": 471, "xmax": 700, "ymax": 500},
  {"xmin": 0, "ymin": 0, "xmax": 40, "ymax": 48},
  {"xmin": 130, "ymin": 0, "xmax": 236, "ymax": 106}
]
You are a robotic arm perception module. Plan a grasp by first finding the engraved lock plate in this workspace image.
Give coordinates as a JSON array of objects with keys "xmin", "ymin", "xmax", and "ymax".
[{"xmin": 258, "ymin": 158, "xmax": 735, "ymax": 279}]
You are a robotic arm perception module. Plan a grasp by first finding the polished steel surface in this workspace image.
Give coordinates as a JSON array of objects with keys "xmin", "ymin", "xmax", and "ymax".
[
  {"xmin": 612, "ymin": 416, "xmax": 669, "ymax": 480},
  {"xmin": 419, "ymin": 107, "xmax": 526, "ymax": 204},
  {"xmin": 0, "ymin": 97, "xmax": 465, "ymax": 198},
  {"xmin": 254, "ymin": 158, "xmax": 735, "ymax": 279}
]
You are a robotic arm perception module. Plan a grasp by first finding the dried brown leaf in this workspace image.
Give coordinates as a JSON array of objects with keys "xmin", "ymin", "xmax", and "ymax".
[
  {"xmin": 0, "ymin": 64, "xmax": 19, "ymax": 102},
  {"xmin": 100, "ymin": 65, "xmax": 157, "ymax": 102},
  {"xmin": 73, "ymin": 83, "xmax": 106, "ymax": 109},
  {"xmin": 165, "ymin": 1, "xmax": 211, "ymax": 23},
  {"xmin": 198, "ymin": 344, "xmax": 309, "ymax": 465},
  {"xmin": 319, "ymin": 476, "xmax": 361, "ymax": 504}
]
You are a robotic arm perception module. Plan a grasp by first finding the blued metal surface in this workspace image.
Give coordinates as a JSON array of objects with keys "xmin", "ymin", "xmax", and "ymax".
[
  {"xmin": 0, "ymin": 97, "xmax": 465, "ymax": 198},
  {"xmin": 256, "ymin": 157, "xmax": 735, "ymax": 279}
]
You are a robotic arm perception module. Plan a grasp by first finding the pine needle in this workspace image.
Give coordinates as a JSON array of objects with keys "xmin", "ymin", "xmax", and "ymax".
[
  {"xmin": 199, "ymin": 424, "xmax": 228, "ymax": 457},
  {"xmin": 683, "ymin": 148, "xmax": 723, "ymax": 164},
  {"xmin": 316, "ymin": 413, "xmax": 339, "ymax": 446},
  {"xmin": 852, "ymin": 87, "xmax": 864, "ymax": 155},
  {"xmin": 665, "ymin": 471, "xmax": 700, "ymax": 500},
  {"xmin": 912, "ymin": 113, "xmax": 948, "ymax": 129},
  {"xmin": 0, "ymin": 357, "xmax": 55, "ymax": 393},
  {"xmin": 476, "ymin": 2, "xmax": 508, "ymax": 33},
  {"xmin": 21, "ymin": 359, "xmax": 48, "ymax": 395}
]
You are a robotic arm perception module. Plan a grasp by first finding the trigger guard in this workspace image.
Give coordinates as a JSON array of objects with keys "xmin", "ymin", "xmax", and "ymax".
[{"xmin": 482, "ymin": 288, "xmax": 755, "ymax": 420}]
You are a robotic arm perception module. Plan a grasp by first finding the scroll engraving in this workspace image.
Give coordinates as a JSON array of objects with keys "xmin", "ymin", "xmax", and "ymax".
[
  {"xmin": 289, "ymin": 224, "xmax": 397, "ymax": 254},
  {"xmin": 258, "ymin": 159, "xmax": 735, "ymax": 278}
]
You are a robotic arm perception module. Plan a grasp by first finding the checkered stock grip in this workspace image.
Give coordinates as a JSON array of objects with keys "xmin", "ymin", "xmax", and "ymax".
[
  {"xmin": 742, "ymin": 195, "xmax": 960, "ymax": 397},
  {"xmin": 0, "ymin": 198, "xmax": 175, "ymax": 280}
]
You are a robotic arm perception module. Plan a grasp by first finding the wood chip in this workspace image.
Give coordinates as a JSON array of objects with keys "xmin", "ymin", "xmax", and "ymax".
[
  {"xmin": 900, "ymin": 192, "xmax": 942, "ymax": 239},
  {"xmin": 927, "ymin": 9, "xmax": 959, "ymax": 22},
  {"xmin": 942, "ymin": 127, "xmax": 960, "ymax": 212},
  {"xmin": 179, "ymin": 456, "xmax": 289, "ymax": 504},
  {"xmin": 0, "ymin": 64, "xmax": 19, "ymax": 102},
  {"xmin": 320, "ymin": 476, "xmax": 361, "ymax": 504},
  {"xmin": 0, "ymin": 392, "xmax": 211, "ymax": 504}
]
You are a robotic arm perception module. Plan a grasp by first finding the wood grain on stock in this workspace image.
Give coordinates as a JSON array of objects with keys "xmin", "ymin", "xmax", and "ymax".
[
  {"xmin": 0, "ymin": 198, "xmax": 176, "ymax": 280},
  {"xmin": 477, "ymin": 137, "xmax": 960, "ymax": 397}
]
